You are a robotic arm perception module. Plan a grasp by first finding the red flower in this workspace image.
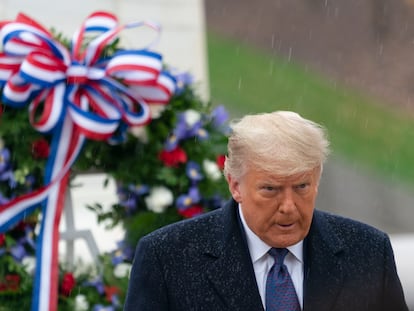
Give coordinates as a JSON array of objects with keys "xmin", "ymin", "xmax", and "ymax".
[
  {"xmin": 178, "ymin": 205, "xmax": 204, "ymax": 218},
  {"xmin": 0, "ymin": 233, "xmax": 5, "ymax": 247},
  {"xmin": 5, "ymin": 274, "xmax": 20, "ymax": 291},
  {"xmin": 159, "ymin": 147, "xmax": 187, "ymax": 167},
  {"xmin": 216, "ymin": 155, "xmax": 226, "ymax": 170},
  {"xmin": 0, "ymin": 274, "xmax": 21, "ymax": 292},
  {"xmin": 60, "ymin": 272, "xmax": 76, "ymax": 296},
  {"xmin": 31, "ymin": 138, "xmax": 50, "ymax": 159},
  {"xmin": 104, "ymin": 285, "xmax": 120, "ymax": 303}
]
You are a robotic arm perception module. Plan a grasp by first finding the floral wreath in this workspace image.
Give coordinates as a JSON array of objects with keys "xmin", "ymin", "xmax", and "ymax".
[{"xmin": 0, "ymin": 11, "xmax": 230, "ymax": 311}]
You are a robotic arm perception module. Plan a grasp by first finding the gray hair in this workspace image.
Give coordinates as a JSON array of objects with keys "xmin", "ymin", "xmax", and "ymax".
[{"xmin": 223, "ymin": 111, "xmax": 330, "ymax": 180}]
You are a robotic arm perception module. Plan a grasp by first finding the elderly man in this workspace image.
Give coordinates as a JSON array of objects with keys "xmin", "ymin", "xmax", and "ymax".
[{"xmin": 124, "ymin": 111, "xmax": 408, "ymax": 311}]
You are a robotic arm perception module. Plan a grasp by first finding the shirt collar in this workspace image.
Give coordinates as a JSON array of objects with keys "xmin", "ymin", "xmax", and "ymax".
[{"xmin": 238, "ymin": 204, "xmax": 304, "ymax": 264}]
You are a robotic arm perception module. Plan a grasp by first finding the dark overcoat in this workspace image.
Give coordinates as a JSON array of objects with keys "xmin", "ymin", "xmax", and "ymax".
[{"xmin": 124, "ymin": 200, "xmax": 408, "ymax": 311}]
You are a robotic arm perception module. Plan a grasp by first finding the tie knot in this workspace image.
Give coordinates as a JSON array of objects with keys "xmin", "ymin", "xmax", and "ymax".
[{"xmin": 268, "ymin": 248, "xmax": 288, "ymax": 265}]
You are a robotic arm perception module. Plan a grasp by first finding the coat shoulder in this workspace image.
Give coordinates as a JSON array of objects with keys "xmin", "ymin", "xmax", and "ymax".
[
  {"xmin": 312, "ymin": 209, "xmax": 390, "ymax": 252},
  {"xmin": 139, "ymin": 205, "xmax": 230, "ymax": 251}
]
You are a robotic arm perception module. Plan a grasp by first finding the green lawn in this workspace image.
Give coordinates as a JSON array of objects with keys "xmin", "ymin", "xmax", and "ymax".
[{"xmin": 207, "ymin": 33, "xmax": 414, "ymax": 187}]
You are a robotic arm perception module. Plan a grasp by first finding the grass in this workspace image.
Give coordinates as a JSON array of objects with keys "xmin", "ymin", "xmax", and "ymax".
[{"xmin": 207, "ymin": 32, "xmax": 414, "ymax": 187}]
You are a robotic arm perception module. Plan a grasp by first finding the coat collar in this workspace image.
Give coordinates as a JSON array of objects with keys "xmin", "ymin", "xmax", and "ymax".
[{"xmin": 303, "ymin": 210, "xmax": 345, "ymax": 311}]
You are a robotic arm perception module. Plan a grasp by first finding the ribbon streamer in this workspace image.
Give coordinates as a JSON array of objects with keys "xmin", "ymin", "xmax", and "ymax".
[{"xmin": 0, "ymin": 11, "xmax": 176, "ymax": 311}]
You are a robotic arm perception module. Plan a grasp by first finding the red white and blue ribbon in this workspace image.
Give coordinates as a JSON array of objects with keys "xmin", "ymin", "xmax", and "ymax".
[{"xmin": 0, "ymin": 11, "xmax": 176, "ymax": 311}]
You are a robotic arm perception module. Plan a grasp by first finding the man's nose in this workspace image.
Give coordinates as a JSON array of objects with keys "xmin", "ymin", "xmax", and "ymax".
[{"xmin": 278, "ymin": 188, "xmax": 296, "ymax": 213}]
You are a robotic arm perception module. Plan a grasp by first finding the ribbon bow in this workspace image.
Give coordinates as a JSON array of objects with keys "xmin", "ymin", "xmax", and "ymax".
[{"xmin": 0, "ymin": 11, "xmax": 176, "ymax": 311}]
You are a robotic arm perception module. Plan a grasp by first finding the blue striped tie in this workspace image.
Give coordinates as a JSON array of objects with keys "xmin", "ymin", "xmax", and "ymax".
[{"xmin": 265, "ymin": 248, "xmax": 301, "ymax": 311}]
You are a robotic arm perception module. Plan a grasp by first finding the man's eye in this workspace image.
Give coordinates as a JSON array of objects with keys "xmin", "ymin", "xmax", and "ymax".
[
  {"xmin": 295, "ymin": 183, "xmax": 309, "ymax": 191},
  {"xmin": 261, "ymin": 186, "xmax": 279, "ymax": 192}
]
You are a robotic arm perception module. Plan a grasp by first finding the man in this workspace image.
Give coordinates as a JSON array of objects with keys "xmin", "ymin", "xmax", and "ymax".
[{"xmin": 124, "ymin": 111, "xmax": 408, "ymax": 311}]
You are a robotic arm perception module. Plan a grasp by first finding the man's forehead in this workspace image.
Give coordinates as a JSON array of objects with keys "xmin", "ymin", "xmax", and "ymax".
[{"xmin": 257, "ymin": 167, "xmax": 319, "ymax": 181}]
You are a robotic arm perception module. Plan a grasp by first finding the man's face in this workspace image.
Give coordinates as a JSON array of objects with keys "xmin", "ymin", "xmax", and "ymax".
[{"xmin": 228, "ymin": 166, "xmax": 320, "ymax": 248}]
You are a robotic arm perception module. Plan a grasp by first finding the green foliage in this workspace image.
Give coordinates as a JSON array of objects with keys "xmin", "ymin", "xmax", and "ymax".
[
  {"xmin": 0, "ymin": 253, "xmax": 33, "ymax": 309},
  {"xmin": 0, "ymin": 252, "xmax": 130, "ymax": 310},
  {"xmin": 0, "ymin": 106, "xmax": 46, "ymax": 196},
  {"xmin": 56, "ymin": 255, "xmax": 130, "ymax": 311}
]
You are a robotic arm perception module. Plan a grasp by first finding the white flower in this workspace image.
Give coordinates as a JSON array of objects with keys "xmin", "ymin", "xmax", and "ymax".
[
  {"xmin": 149, "ymin": 104, "xmax": 167, "ymax": 119},
  {"xmin": 129, "ymin": 126, "xmax": 148, "ymax": 143},
  {"xmin": 184, "ymin": 109, "xmax": 201, "ymax": 127},
  {"xmin": 145, "ymin": 186, "xmax": 173, "ymax": 213},
  {"xmin": 22, "ymin": 256, "xmax": 36, "ymax": 275},
  {"xmin": 203, "ymin": 159, "xmax": 222, "ymax": 180},
  {"xmin": 113, "ymin": 262, "xmax": 132, "ymax": 278},
  {"xmin": 74, "ymin": 295, "xmax": 89, "ymax": 311}
]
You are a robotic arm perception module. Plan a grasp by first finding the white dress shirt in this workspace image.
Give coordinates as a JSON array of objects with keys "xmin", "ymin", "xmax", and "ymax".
[{"xmin": 239, "ymin": 206, "xmax": 304, "ymax": 310}]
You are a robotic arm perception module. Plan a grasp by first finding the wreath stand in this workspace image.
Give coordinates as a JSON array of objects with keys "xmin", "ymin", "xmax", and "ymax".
[{"xmin": 60, "ymin": 190, "xmax": 102, "ymax": 273}]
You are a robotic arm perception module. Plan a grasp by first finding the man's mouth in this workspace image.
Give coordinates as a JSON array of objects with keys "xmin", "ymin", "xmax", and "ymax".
[{"xmin": 277, "ymin": 223, "xmax": 294, "ymax": 228}]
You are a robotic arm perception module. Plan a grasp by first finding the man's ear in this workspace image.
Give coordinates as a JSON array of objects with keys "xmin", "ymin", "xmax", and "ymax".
[{"xmin": 227, "ymin": 174, "xmax": 242, "ymax": 203}]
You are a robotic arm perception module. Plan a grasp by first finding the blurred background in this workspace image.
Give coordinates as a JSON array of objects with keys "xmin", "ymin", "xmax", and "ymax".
[{"xmin": 1, "ymin": 0, "xmax": 413, "ymax": 308}]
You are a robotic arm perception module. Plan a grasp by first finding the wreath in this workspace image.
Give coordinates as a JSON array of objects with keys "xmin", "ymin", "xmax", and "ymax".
[{"xmin": 0, "ymin": 11, "xmax": 229, "ymax": 310}]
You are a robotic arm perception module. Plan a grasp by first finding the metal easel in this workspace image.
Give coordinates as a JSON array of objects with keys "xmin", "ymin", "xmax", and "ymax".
[{"xmin": 60, "ymin": 189, "xmax": 102, "ymax": 273}]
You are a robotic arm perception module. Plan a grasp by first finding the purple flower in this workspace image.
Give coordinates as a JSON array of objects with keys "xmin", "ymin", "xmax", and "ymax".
[
  {"xmin": 116, "ymin": 183, "xmax": 150, "ymax": 215},
  {"xmin": 211, "ymin": 105, "xmax": 229, "ymax": 127},
  {"xmin": 110, "ymin": 294, "xmax": 121, "ymax": 307},
  {"xmin": 23, "ymin": 226, "xmax": 36, "ymax": 249},
  {"xmin": 164, "ymin": 133, "xmax": 180, "ymax": 152},
  {"xmin": 83, "ymin": 277, "xmax": 105, "ymax": 295},
  {"xmin": 176, "ymin": 186, "xmax": 201, "ymax": 210},
  {"xmin": 195, "ymin": 127, "xmax": 209, "ymax": 140},
  {"xmin": 173, "ymin": 71, "xmax": 194, "ymax": 94},
  {"xmin": 0, "ymin": 146, "xmax": 16, "ymax": 188},
  {"xmin": 188, "ymin": 186, "xmax": 201, "ymax": 202},
  {"xmin": 111, "ymin": 240, "xmax": 134, "ymax": 264},
  {"xmin": 111, "ymin": 249, "xmax": 125, "ymax": 266},
  {"xmin": 129, "ymin": 184, "xmax": 149, "ymax": 196},
  {"xmin": 121, "ymin": 244, "xmax": 134, "ymax": 261},
  {"xmin": 176, "ymin": 194, "xmax": 192, "ymax": 210},
  {"xmin": 116, "ymin": 187, "xmax": 137, "ymax": 213},
  {"xmin": 164, "ymin": 110, "xmax": 210, "ymax": 151},
  {"xmin": 0, "ymin": 147, "xmax": 11, "ymax": 173},
  {"xmin": 0, "ymin": 193, "xmax": 10, "ymax": 205},
  {"xmin": 164, "ymin": 114, "xmax": 189, "ymax": 151},
  {"xmin": 25, "ymin": 174, "xmax": 36, "ymax": 190},
  {"xmin": 187, "ymin": 121, "xmax": 209, "ymax": 141},
  {"xmin": 10, "ymin": 244, "xmax": 26, "ymax": 262},
  {"xmin": 0, "ymin": 248, "xmax": 6, "ymax": 256},
  {"xmin": 186, "ymin": 161, "xmax": 203, "ymax": 182},
  {"xmin": 92, "ymin": 304, "xmax": 115, "ymax": 311},
  {"xmin": 116, "ymin": 184, "xmax": 148, "ymax": 214}
]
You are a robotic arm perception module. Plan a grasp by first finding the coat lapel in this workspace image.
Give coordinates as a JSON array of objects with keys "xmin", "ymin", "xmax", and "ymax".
[
  {"xmin": 303, "ymin": 210, "xmax": 345, "ymax": 311},
  {"xmin": 204, "ymin": 201, "xmax": 264, "ymax": 310}
]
